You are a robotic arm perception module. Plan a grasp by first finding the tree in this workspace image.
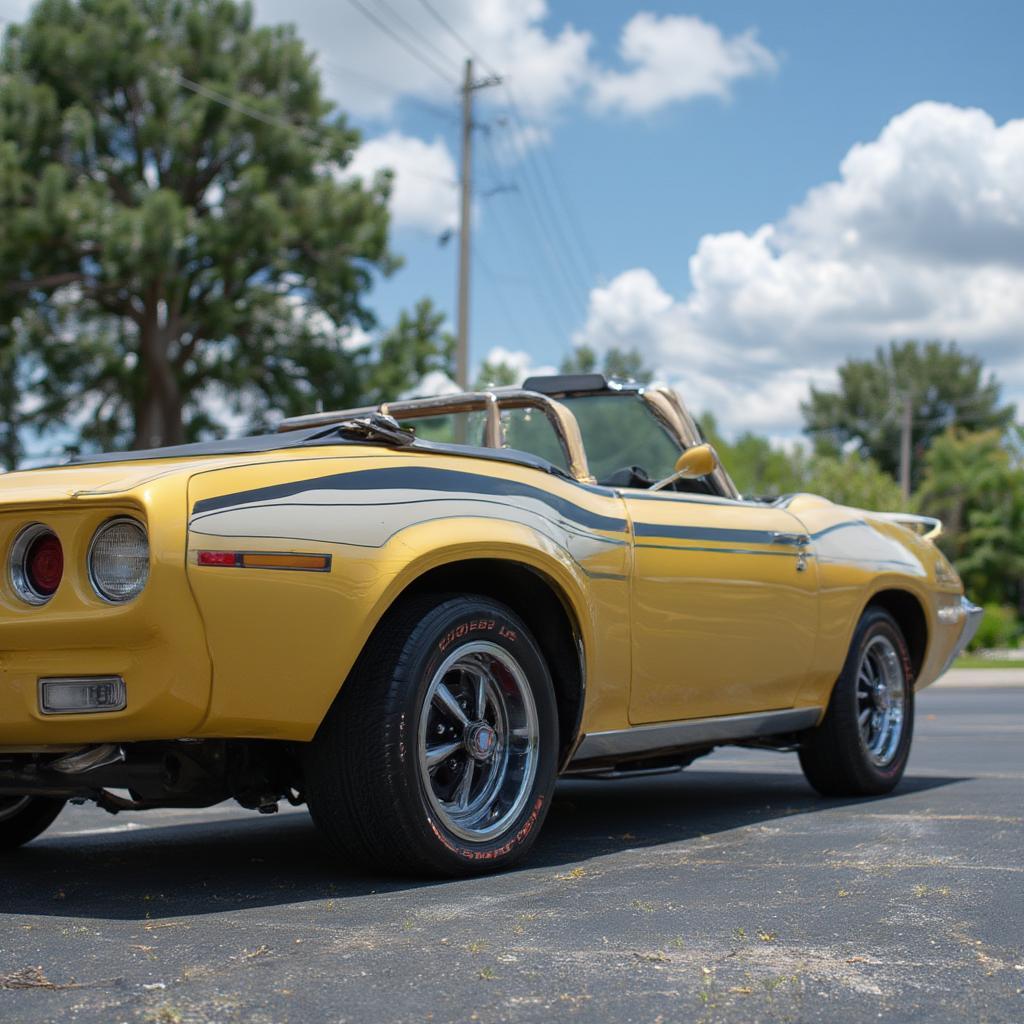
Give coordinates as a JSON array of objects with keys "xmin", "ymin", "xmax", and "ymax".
[
  {"xmin": 473, "ymin": 357, "xmax": 518, "ymax": 390},
  {"xmin": 560, "ymin": 344, "xmax": 654, "ymax": 383},
  {"xmin": 802, "ymin": 341, "xmax": 1013, "ymax": 488},
  {"xmin": 703, "ymin": 411, "xmax": 903, "ymax": 509},
  {"xmin": 362, "ymin": 299, "xmax": 455, "ymax": 403},
  {"xmin": 915, "ymin": 428, "xmax": 1024, "ymax": 609},
  {"xmin": 800, "ymin": 453, "xmax": 905, "ymax": 512},
  {"xmin": 0, "ymin": 0, "xmax": 396, "ymax": 461},
  {"xmin": 700, "ymin": 413, "xmax": 805, "ymax": 498}
]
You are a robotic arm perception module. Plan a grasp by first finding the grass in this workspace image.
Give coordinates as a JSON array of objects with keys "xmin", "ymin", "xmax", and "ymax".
[{"xmin": 954, "ymin": 655, "xmax": 1024, "ymax": 669}]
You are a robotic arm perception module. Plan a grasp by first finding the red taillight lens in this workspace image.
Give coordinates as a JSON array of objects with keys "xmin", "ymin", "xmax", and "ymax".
[
  {"xmin": 198, "ymin": 550, "xmax": 239, "ymax": 566},
  {"xmin": 27, "ymin": 533, "xmax": 63, "ymax": 596}
]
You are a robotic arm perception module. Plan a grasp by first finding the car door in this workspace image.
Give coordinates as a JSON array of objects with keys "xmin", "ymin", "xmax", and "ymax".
[{"xmin": 622, "ymin": 490, "xmax": 819, "ymax": 724}]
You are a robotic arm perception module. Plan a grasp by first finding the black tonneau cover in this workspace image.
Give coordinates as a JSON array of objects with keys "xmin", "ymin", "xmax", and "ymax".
[{"xmin": 56, "ymin": 430, "xmax": 572, "ymax": 481}]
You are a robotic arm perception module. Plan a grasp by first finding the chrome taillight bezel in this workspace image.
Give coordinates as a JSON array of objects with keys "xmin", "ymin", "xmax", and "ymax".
[
  {"xmin": 9, "ymin": 523, "xmax": 61, "ymax": 606},
  {"xmin": 87, "ymin": 516, "xmax": 151, "ymax": 604}
]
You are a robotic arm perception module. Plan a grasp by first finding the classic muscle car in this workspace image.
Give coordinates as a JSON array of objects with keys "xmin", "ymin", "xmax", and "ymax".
[{"xmin": 0, "ymin": 374, "xmax": 981, "ymax": 875}]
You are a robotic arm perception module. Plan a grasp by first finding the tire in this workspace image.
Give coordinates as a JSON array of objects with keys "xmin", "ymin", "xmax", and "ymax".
[
  {"xmin": 799, "ymin": 606, "xmax": 915, "ymax": 797},
  {"xmin": 0, "ymin": 796, "xmax": 65, "ymax": 850},
  {"xmin": 305, "ymin": 593, "xmax": 560, "ymax": 877}
]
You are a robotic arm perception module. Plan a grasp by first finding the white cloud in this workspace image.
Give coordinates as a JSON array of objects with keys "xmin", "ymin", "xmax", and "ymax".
[
  {"xmin": 400, "ymin": 369, "xmax": 460, "ymax": 399},
  {"xmin": 252, "ymin": 0, "xmax": 590, "ymax": 121},
  {"xmin": 589, "ymin": 12, "xmax": 778, "ymax": 116},
  {"xmin": 575, "ymin": 102, "xmax": 1024, "ymax": 437},
  {"xmin": 479, "ymin": 345, "xmax": 558, "ymax": 383},
  {"xmin": 250, "ymin": 2, "xmax": 774, "ymax": 129},
  {"xmin": 346, "ymin": 131, "xmax": 458, "ymax": 234}
]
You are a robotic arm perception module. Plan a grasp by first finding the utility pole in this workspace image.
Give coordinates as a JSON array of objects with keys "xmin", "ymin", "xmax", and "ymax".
[
  {"xmin": 455, "ymin": 58, "xmax": 501, "ymax": 391},
  {"xmin": 899, "ymin": 392, "xmax": 913, "ymax": 500}
]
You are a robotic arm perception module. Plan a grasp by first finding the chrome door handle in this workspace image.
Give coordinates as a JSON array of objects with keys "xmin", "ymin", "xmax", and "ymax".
[{"xmin": 772, "ymin": 532, "xmax": 810, "ymax": 547}]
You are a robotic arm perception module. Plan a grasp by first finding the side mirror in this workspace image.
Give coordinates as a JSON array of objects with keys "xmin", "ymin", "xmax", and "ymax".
[{"xmin": 673, "ymin": 443, "xmax": 718, "ymax": 480}]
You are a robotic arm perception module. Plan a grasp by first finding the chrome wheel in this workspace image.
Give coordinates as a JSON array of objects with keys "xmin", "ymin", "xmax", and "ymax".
[
  {"xmin": 856, "ymin": 635, "xmax": 906, "ymax": 766},
  {"xmin": 0, "ymin": 797, "xmax": 31, "ymax": 823},
  {"xmin": 418, "ymin": 641, "xmax": 539, "ymax": 843}
]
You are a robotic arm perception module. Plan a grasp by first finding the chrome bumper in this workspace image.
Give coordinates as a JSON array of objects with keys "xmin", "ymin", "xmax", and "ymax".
[{"xmin": 938, "ymin": 597, "xmax": 984, "ymax": 676}]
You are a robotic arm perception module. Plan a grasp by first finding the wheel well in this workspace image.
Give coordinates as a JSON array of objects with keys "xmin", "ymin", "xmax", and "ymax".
[
  {"xmin": 404, "ymin": 559, "xmax": 585, "ymax": 763},
  {"xmin": 868, "ymin": 589, "xmax": 928, "ymax": 680}
]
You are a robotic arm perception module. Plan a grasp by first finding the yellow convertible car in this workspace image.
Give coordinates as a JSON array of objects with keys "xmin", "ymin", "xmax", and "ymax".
[{"xmin": 0, "ymin": 374, "xmax": 980, "ymax": 875}]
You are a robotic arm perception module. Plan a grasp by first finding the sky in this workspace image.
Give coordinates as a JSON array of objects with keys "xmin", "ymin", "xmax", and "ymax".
[{"xmin": 3, "ymin": 0, "xmax": 1023, "ymax": 441}]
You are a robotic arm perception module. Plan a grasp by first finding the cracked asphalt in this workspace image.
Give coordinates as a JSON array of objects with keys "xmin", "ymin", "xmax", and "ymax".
[{"xmin": 1, "ymin": 677, "xmax": 1022, "ymax": 1024}]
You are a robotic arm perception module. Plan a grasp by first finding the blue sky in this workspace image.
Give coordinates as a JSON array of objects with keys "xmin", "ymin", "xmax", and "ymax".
[
  {"xmin": 256, "ymin": 0, "xmax": 1022, "ymax": 439},
  {"xmin": 3, "ymin": 0, "xmax": 1022, "ymax": 438}
]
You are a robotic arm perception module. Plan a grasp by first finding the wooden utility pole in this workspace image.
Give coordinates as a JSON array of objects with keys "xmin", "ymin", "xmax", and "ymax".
[
  {"xmin": 455, "ymin": 58, "xmax": 501, "ymax": 391},
  {"xmin": 899, "ymin": 392, "xmax": 913, "ymax": 499}
]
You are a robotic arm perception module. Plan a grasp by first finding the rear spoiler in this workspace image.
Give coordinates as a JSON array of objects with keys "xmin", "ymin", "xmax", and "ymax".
[{"xmin": 869, "ymin": 512, "xmax": 943, "ymax": 542}]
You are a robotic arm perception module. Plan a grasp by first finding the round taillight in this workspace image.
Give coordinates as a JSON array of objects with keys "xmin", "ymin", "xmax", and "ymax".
[
  {"xmin": 9, "ymin": 524, "xmax": 63, "ymax": 605},
  {"xmin": 88, "ymin": 517, "xmax": 149, "ymax": 603}
]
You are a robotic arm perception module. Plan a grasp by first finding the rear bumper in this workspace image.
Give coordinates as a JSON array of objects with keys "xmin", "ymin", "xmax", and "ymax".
[{"xmin": 937, "ymin": 597, "xmax": 984, "ymax": 676}]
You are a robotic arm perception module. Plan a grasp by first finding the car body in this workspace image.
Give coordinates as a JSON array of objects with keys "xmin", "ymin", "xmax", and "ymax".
[{"xmin": 0, "ymin": 375, "xmax": 981, "ymax": 871}]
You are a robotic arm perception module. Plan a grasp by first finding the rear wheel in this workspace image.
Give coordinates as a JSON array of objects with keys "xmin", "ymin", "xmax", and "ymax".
[
  {"xmin": 305, "ymin": 594, "xmax": 559, "ymax": 876},
  {"xmin": 799, "ymin": 606, "xmax": 915, "ymax": 796},
  {"xmin": 0, "ymin": 796, "xmax": 65, "ymax": 850}
]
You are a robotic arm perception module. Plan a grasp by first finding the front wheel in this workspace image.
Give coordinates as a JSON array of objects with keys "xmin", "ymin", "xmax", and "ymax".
[
  {"xmin": 799, "ymin": 606, "xmax": 915, "ymax": 796},
  {"xmin": 0, "ymin": 796, "xmax": 65, "ymax": 850},
  {"xmin": 305, "ymin": 594, "xmax": 559, "ymax": 877}
]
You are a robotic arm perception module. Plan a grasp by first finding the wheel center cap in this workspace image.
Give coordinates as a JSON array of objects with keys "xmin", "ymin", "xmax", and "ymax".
[
  {"xmin": 873, "ymin": 682, "xmax": 890, "ymax": 711},
  {"xmin": 465, "ymin": 722, "xmax": 497, "ymax": 761}
]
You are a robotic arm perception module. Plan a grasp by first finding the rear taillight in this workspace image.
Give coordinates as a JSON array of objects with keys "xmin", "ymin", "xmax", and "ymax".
[{"xmin": 9, "ymin": 524, "xmax": 63, "ymax": 605}]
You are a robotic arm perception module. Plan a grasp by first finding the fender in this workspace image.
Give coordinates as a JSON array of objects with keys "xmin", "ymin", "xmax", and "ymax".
[{"xmin": 184, "ymin": 452, "xmax": 631, "ymax": 740}]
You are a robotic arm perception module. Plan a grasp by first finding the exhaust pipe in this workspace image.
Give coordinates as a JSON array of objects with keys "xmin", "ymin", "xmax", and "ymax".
[{"xmin": 50, "ymin": 744, "xmax": 125, "ymax": 774}]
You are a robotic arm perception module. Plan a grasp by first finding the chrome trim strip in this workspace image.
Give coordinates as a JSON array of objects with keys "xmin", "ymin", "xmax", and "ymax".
[
  {"xmin": 870, "ymin": 511, "xmax": 943, "ymax": 541},
  {"xmin": 568, "ymin": 706, "xmax": 824, "ymax": 768}
]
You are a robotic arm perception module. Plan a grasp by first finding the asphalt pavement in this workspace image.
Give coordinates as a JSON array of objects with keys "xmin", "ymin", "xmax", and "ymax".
[{"xmin": 1, "ymin": 676, "xmax": 1022, "ymax": 1023}]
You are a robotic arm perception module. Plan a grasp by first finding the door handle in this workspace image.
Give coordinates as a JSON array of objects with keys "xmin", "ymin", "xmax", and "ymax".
[{"xmin": 771, "ymin": 532, "xmax": 810, "ymax": 547}]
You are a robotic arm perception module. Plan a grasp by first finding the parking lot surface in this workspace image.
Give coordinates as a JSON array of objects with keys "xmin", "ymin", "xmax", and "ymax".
[{"xmin": 1, "ymin": 680, "xmax": 1022, "ymax": 1023}]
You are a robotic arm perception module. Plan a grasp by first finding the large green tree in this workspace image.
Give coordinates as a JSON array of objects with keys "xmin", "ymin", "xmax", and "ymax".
[
  {"xmin": 0, "ymin": 0, "xmax": 398, "ymax": 462},
  {"xmin": 802, "ymin": 341, "xmax": 1013, "ymax": 488},
  {"xmin": 915, "ymin": 428, "xmax": 1024, "ymax": 610}
]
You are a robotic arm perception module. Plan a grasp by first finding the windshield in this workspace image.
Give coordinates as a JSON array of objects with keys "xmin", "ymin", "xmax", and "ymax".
[{"xmin": 558, "ymin": 394, "xmax": 681, "ymax": 484}]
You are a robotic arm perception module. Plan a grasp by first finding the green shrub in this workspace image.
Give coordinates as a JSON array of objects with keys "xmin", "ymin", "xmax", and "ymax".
[{"xmin": 969, "ymin": 604, "xmax": 1022, "ymax": 651}]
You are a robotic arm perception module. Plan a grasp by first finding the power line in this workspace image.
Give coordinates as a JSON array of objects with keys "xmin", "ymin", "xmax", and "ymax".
[
  {"xmin": 414, "ymin": 0, "xmax": 501, "ymax": 78},
  {"xmin": 485, "ymin": 126, "xmax": 587, "ymax": 323},
  {"xmin": 171, "ymin": 72, "xmax": 314, "ymax": 133},
  {"xmin": 499, "ymin": 92, "xmax": 597, "ymax": 293},
  {"xmin": 170, "ymin": 71, "xmax": 457, "ymax": 189},
  {"xmin": 374, "ymin": 0, "xmax": 462, "ymax": 74},
  {"xmin": 341, "ymin": 0, "xmax": 457, "ymax": 89},
  {"xmin": 479, "ymin": 130, "xmax": 577, "ymax": 342},
  {"xmin": 321, "ymin": 59, "xmax": 458, "ymax": 123},
  {"xmin": 412, "ymin": 0, "xmax": 596, "ymax": 301}
]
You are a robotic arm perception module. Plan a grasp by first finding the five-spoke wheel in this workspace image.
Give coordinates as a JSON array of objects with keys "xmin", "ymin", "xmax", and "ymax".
[
  {"xmin": 419, "ymin": 642, "xmax": 539, "ymax": 842},
  {"xmin": 306, "ymin": 594, "xmax": 558, "ymax": 877},
  {"xmin": 800, "ymin": 605, "xmax": 915, "ymax": 796},
  {"xmin": 856, "ymin": 635, "xmax": 907, "ymax": 767}
]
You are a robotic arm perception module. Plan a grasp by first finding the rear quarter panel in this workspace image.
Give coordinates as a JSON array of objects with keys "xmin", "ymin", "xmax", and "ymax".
[{"xmin": 185, "ymin": 449, "xmax": 632, "ymax": 741}]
